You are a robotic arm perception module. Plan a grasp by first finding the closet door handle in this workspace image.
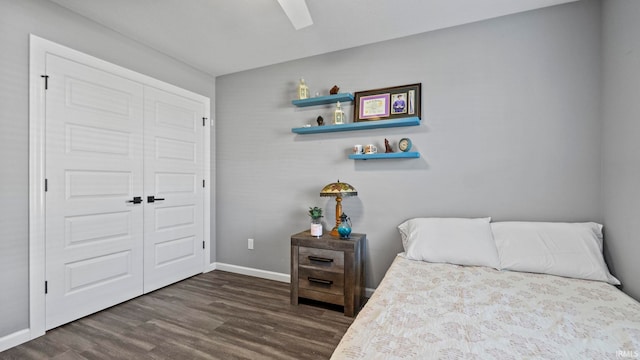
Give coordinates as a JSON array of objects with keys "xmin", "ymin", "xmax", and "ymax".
[
  {"xmin": 126, "ymin": 196, "xmax": 142, "ymax": 204},
  {"xmin": 147, "ymin": 196, "xmax": 165, "ymax": 203}
]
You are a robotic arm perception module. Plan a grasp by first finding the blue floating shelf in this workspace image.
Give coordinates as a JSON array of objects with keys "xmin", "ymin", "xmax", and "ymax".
[
  {"xmin": 349, "ymin": 152, "xmax": 420, "ymax": 160},
  {"xmin": 291, "ymin": 117, "xmax": 420, "ymax": 134},
  {"xmin": 291, "ymin": 93, "xmax": 354, "ymax": 107}
]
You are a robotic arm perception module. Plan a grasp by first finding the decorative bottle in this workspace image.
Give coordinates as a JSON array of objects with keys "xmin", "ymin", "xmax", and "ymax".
[
  {"xmin": 337, "ymin": 213, "xmax": 352, "ymax": 239},
  {"xmin": 334, "ymin": 101, "xmax": 345, "ymax": 125},
  {"xmin": 298, "ymin": 78, "xmax": 309, "ymax": 100}
]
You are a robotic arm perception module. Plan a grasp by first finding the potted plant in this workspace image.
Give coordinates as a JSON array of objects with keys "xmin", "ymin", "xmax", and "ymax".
[{"xmin": 308, "ymin": 206, "xmax": 323, "ymax": 237}]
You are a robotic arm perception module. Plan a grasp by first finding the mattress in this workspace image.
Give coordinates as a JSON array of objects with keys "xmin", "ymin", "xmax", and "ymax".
[{"xmin": 331, "ymin": 255, "xmax": 640, "ymax": 359}]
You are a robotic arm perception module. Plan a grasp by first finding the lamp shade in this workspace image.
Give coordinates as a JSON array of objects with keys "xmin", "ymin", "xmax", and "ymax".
[{"xmin": 320, "ymin": 181, "xmax": 358, "ymax": 198}]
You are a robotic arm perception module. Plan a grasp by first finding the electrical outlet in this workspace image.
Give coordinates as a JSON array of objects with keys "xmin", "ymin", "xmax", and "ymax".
[{"xmin": 248, "ymin": 238, "xmax": 254, "ymax": 250}]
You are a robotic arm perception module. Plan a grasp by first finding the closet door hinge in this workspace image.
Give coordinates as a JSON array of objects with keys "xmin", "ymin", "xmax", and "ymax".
[
  {"xmin": 45, "ymin": 178, "xmax": 48, "ymax": 192},
  {"xmin": 202, "ymin": 180, "xmax": 205, "ymax": 188},
  {"xmin": 202, "ymin": 241, "xmax": 205, "ymax": 249},
  {"xmin": 45, "ymin": 281, "xmax": 48, "ymax": 294},
  {"xmin": 41, "ymin": 75, "xmax": 49, "ymax": 90}
]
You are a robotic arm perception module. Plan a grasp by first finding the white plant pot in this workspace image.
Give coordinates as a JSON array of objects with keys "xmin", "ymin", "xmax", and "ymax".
[{"xmin": 310, "ymin": 222, "xmax": 323, "ymax": 237}]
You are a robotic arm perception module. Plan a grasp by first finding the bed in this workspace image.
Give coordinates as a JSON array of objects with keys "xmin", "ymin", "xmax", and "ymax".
[{"xmin": 331, "ymin": 218, "xmax": 640, "ymax": 359}]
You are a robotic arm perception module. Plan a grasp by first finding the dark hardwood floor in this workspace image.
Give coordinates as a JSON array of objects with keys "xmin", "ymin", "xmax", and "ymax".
[{"xmin": 1, "ymin": 271, "xmax": 354, "ymax": 360}]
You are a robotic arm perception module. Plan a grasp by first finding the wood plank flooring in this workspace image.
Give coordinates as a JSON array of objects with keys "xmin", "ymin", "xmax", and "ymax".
[{"xmin": 1, "ymin": 271, "xmax": 354, "ymax": 360}]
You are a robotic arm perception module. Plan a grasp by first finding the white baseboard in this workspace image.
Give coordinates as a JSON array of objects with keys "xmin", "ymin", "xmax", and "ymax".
[
  {"xmin": 213, "ymin": 262, "xmax": 291, "ymax": 283},
  {"xmin": 0, "ymin": 328, "xmax": 31, "ymax": 353},
  {"xmin": 365, "ymin": 288, "xmax": 375, "ymax": 298},
  {"xmin": 205, "ymin": 262, "xmax": 217, "ymax": 273}
]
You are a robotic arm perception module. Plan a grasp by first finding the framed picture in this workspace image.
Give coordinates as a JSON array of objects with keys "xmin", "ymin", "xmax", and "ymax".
[{"xmin": 354, "ymin": 83, "xmax": 421, "ymax": 122}]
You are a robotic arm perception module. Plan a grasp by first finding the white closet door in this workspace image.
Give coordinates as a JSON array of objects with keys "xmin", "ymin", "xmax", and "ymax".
[
  {"xmin": 44, "ymin": 54, "xmax": 144, "ymax": 330},
  {"xmin": 143, "ymin": 86, "xmax": 204, "ymax": 293}
]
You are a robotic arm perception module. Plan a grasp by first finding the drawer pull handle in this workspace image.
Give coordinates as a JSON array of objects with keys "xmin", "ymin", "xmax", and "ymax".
[
  {"xmin": 308, "ymin": 256, "xmax": 333, "ymax": 263},
  {"xmin": 308, "ymin": 277, "xmax": 333, "ymax": 285}
]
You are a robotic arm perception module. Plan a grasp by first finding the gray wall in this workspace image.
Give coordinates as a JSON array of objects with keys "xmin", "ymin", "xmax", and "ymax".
[
  {"xmin": 216, "ymin": 1, "xmax": 604, "ymax": 291},
  {"xmin": 4, "ymin": 0, "xmax": 639, "ymax": 346},
  {"xmin": 0, "ymin": 0, "xmax": 215, "ymax": 338},
  {"xmin": 601, "ymin": 0, "xmax": 640, "ymax": 300}
]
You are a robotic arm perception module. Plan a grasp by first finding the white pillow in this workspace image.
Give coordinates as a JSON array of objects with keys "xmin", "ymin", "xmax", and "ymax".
[
  {"xmin": 398, "ymin": 217, "xmax": 500, "ymax": 269},
  {"xmin": 491, "ymin": 221, "xmax": 620, "ymax": 285}
]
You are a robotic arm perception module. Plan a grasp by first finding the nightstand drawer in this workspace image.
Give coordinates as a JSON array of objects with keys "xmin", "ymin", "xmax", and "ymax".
[
  {"xmin": 298, "ymin": 267, "xmax": 344, "ymax": 295},
  {"xmin": 298, "ymin": 247, "xmax": 344, "ymax": 271}
]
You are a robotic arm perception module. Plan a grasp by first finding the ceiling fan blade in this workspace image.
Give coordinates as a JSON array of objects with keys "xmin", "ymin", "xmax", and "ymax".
[{"xmin": 277, "ymin": 0, "xmax": 313, "ymax": 30}]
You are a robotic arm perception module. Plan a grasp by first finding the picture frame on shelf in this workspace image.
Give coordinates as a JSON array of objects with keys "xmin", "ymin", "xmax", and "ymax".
[{"xmin": 354, "ymin": 83, "xmax": 421, "ymax": 122}]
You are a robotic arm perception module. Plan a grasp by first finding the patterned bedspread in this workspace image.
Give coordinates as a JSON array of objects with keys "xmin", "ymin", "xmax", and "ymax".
[{"xmin": 331, "ymin": 255, "xmax": 640, "ymax": 359}]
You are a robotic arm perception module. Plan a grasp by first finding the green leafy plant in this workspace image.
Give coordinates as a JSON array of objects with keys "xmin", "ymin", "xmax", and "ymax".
[{"xmin": 308, "ymin": 207, "xmax": 323, "ymax": 220}]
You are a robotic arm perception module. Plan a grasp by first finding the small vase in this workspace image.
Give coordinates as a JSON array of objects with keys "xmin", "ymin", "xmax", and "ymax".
[
  {"xmin": 337, "ymin": 213, "xmax": 352, "ymax": 239},
  {"xmin": 310, "ymin": 219, "xmax": 322, "ymax": 237}
]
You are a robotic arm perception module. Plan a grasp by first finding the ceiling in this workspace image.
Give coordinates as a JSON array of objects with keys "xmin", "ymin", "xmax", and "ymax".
[{"xmin": 48, "ymin": 0, "xmax": 578, "ymax": 77}]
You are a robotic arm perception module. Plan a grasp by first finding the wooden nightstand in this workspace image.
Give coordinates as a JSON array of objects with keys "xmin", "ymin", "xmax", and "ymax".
[{"xmin": 290, "ymin": 230, "xmax": 365, "ymax": 317}]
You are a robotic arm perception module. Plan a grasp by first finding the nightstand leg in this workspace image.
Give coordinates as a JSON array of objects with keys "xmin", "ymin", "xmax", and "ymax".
[{"xmin": 290, "ymin": 244, "xmax": 299, "ymax": 305}]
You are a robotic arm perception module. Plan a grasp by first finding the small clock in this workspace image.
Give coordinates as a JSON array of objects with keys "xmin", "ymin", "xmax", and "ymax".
[{"xmin": 398, "ymin": 138, "xmax": 412, "ymax": 152}]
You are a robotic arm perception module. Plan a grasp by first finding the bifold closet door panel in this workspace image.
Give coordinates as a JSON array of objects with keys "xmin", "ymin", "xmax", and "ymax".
[
  {"xmin": 44, "ymin": 53, "xmax": 145, "ymax": 330},
  {"xmin": 142, "ymin": 85, "xmax": 205, "ymax": 294}
]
